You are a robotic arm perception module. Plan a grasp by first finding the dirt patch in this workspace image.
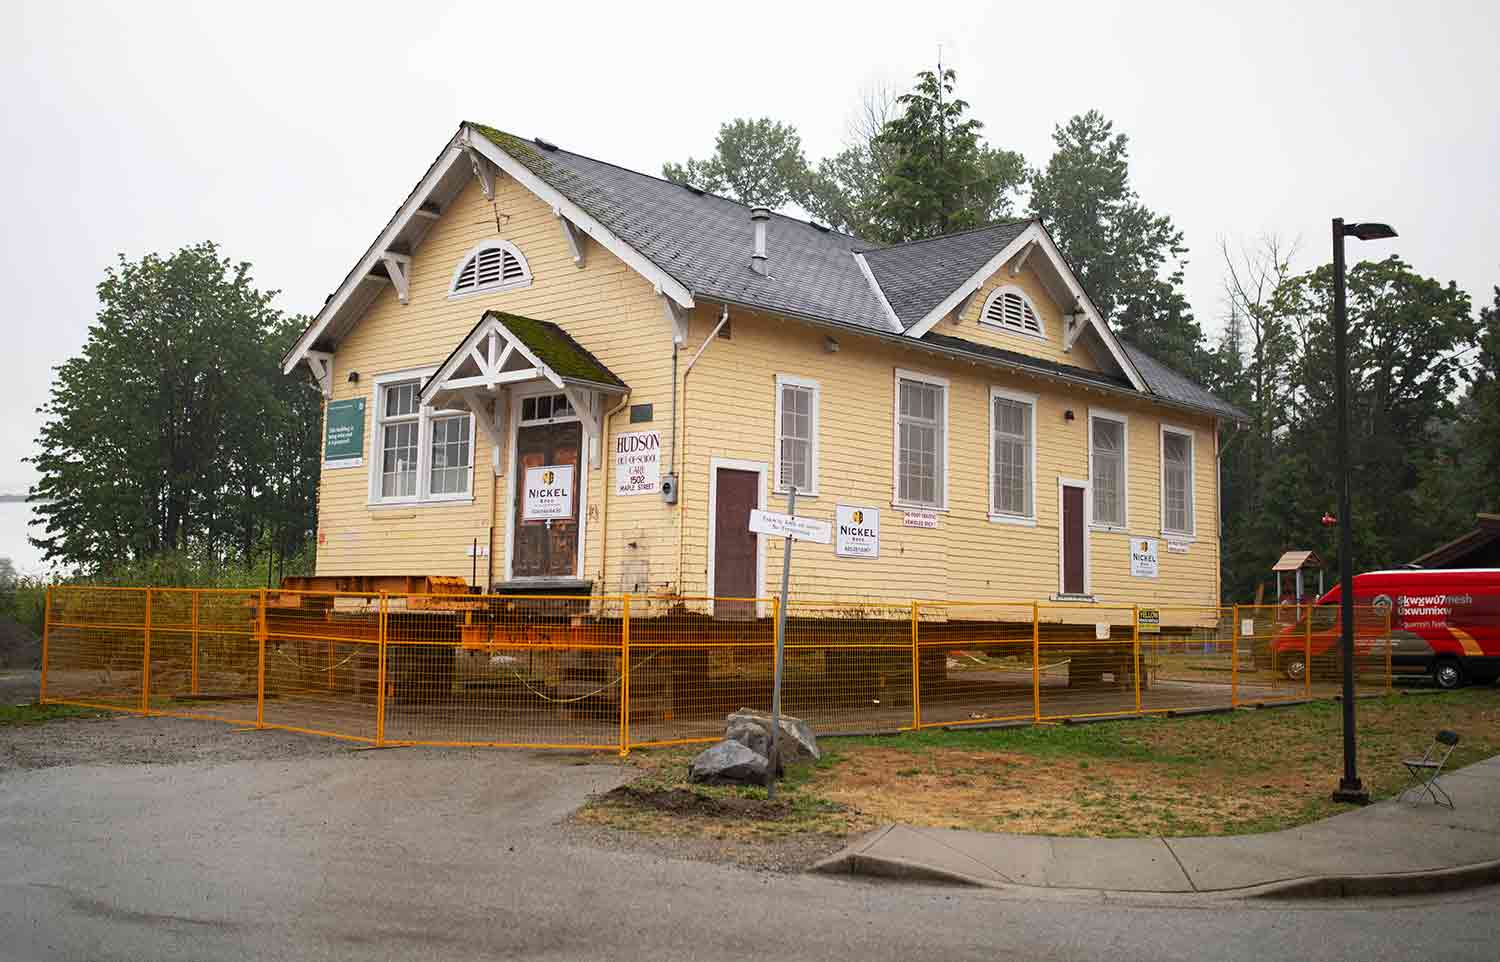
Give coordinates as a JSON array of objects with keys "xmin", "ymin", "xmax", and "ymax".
[{"xmin": 602, "ymin": 784, "xmax": 792, "ymax": 819}]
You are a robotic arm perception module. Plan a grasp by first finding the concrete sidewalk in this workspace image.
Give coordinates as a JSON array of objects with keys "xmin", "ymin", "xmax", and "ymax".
[{"xmin": 815, "ymin": 755, "xmax": 1500, "ymax": 898}]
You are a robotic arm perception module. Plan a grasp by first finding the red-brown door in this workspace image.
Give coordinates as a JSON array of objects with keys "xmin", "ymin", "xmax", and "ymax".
[
  {"xmin": 1061, "ymin": 484, "xmax": 1087, "ymax": 596},
  {"xmin": 512, "ymin": 422, "xmax": 582, "ymax": 579},
  {"xmin": 713, "ymin": 468, "xmax": 760, "ymax": 618}
]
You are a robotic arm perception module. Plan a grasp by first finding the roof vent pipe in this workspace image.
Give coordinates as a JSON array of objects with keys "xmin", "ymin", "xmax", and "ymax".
[{"xmin": 750, "ymin": 207, "xmax": 770, "ymax": 275}]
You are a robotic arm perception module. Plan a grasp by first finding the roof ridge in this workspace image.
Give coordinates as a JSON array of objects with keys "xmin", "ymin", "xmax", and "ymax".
[
  {"xmin": 854, "ymin": 219, "xmax": 1034, "ymax": 255},
  {"xmin": 466, "ymin": 121, "xmax": 876, "ymax": 246}
]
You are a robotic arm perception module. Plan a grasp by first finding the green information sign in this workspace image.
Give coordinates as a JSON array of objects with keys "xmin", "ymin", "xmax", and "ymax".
[{"xmin": 324, "ymin": 397, "xmax": 366, "ymax": 467}]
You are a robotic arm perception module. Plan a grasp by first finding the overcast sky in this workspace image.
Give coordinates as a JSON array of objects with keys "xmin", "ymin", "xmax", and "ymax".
[{"xmin": 4, "ymin": 0, "xmax": 1498, "ymax": 503}]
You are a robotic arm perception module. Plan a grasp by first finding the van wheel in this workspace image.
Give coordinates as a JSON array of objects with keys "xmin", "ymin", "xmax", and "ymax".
[
  {"xmin": 1282, "ymin": 655, "xmax": 1307, "ymax": 682},
  {"xmin": 1434, "ymin": 658, "xmax": 1464, "ymax": 691}
]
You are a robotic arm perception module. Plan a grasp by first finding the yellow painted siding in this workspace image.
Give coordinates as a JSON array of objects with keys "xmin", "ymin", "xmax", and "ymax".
[
  {"xmin": 930, "ymin": 264, "xmax": 1106, "ymax": 372},
  {"xmin": 676, "ymin": 306, "xmax": 1221, "ymax": 610},
  {"xmin": 314, "ymin": 175, "xmax": 679, "ymax": 590}
]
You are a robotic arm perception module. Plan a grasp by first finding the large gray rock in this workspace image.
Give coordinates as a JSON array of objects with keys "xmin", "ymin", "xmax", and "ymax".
[
  {"xmin": 688, "ymin": 739, "xmax": 769, "ymax": 784},
  {"xmin": 726, "ymin": 708, "xmax": 820, "ymax": 762}
]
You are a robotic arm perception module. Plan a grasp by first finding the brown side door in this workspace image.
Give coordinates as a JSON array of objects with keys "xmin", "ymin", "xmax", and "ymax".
[
  {"xmin": 512, "ymin": 422, "xmax": 583, "ymax": 579},
  {"xmin": 1061, "ymin": 484, "xmax": 1086, "ymax": 596},
  {"xmin": 713, "ymin": 468, "xmax": 760, "ymax": 619}
]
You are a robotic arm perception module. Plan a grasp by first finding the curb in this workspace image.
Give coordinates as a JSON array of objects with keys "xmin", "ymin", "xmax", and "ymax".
[{"xmin": 811, "ymin": 838, "xmax": 1500, "ymax": 900}]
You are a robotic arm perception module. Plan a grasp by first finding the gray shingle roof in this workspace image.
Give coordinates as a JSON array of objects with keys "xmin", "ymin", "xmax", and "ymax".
[
  {"xmin": 1123, "ymin": 343, "xmax": 1247, "ymax": 421},
  {"xmin": 455, "ymin": 125, "xmax": 1244, "ymax": 422},
  {"xmin": 471, "ymin": 124, "xmax": 900, "ymax": 334},
  {"xmin": 858, "ymin": 222, "xmax": 1032, "ymax": 327}
]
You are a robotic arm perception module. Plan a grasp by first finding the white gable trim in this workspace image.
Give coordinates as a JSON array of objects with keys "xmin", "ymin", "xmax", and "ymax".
[
  {"xmin": 852, "ymin": 252, "xmax": 904, "ymax": 333},
  {"xmin": 460, "ymin": 126, "xmax": 695, "ymax": 311},
  {"xmin": 282, "ymin": 141, "xmax": 467, "ymax": 375},
  {"xmin": 900, "ymin": 222, "xmax": 1146, "ymax": 393}
]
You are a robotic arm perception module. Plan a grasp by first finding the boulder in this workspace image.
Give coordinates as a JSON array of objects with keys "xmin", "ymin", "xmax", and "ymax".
[
  {"xmin": 688, "ymin": 739, "xmax": 769, "ymax": 784},
  {"xmin": 726, "ymin": 708, "xmax": 820, "ymax": 762}
]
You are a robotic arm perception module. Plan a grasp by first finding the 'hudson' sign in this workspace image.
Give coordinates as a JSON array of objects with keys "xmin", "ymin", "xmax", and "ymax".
[
  {"xmin": 523, "ymin": 464, "xmax": 575, "ymax": 520},
  {"xmin": 835, "ymin": 505, "xmax": 880, "ymax": 558}
]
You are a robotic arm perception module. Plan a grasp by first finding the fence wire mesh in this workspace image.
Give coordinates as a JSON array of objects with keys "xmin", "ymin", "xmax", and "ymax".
[{"xmin": 40, "ymin": 588, "xmax": 1393, "ymax": 751}]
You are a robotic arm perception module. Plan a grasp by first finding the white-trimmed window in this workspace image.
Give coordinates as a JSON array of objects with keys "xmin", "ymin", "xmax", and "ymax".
[
  {"xmin": 894, "ymin": 370, "xmax": 948, "ymax": 508},
  {"xmin": 370, "ymin": 371, "xmax": 474, "ymax": 505},
  {"xmin": 990, "ymin": 388, "xmax": 1037, "ymax": 522},
  {"xmin": 979, "ymin": 286, "xmax": 1045, "ymax": 339},
  {"xmin": 1161, "ymin": 426, "xmax": 1195, "ymax": 536},
  {"xmin": 1089, "ymin": 410, "xmax": 1128, "ymax": 529},
  {"xmin": 448, "ymin": 239, "xmax": 532, "ymax": 297},
  {"xmin": 774, "ymin": 375, "xmax": 819, "ymax": 495}
]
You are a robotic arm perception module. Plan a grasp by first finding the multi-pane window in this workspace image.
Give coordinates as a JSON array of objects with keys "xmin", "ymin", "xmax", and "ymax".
[
  {"xmin": 379, "ymin": 381, "xmax": 420, "ymax": 498},
  {"xmin": 896, "ymin": 374, "xmax": 946, "ymax": 507},
  {"xmin": 372, "ymin": 374, "xmax": 473, "ymax": 503},
  {"xmin": 1162, "ymin": 428, "xmax": 1194, "ymax": 534},
  {"xmin": 520, "ymin": 392, "xmax": 573, "ymax": 423},
  {"xmin": 775, "ymin": 377, "xmax": 817, "ymax": 493},
  {"xmin": 991, "ymin": 393, "xmax": 1034, "ymax": 518},
  {"xmin": 429, "ymin": 415, "xmax": 472, "ymax": 495},
  {"xmin": 1091, "ymin": 413, "xmax": 1127, "ymax": 527}
]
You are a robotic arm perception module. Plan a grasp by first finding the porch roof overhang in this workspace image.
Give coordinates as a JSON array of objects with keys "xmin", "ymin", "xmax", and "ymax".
[{"xmin": 420, "ymin": 311, "xmax": 628, "ymax": 469}]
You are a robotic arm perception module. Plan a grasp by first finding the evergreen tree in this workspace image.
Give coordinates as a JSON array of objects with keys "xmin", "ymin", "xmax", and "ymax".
[{"xmin": 1030, "ymin": 111, "xmax": 1205, "ymax": 377}]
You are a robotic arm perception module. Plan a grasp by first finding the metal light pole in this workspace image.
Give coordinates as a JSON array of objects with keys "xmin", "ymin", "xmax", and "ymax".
[{"xmin": 1330, "ymin": 217, "xmax": 1396, "ymax": 805}]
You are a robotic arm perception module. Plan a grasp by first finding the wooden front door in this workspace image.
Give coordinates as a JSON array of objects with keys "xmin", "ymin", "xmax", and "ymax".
[
  {"xmin": 1061, "ymin": 483, "xmax": 1087, "ymax": 596},
  {"xmin": 713, "ymin": 468, "xmax": 760, "ymax": 618},
  {"xmin": 512, "ymin": 421, "xmax": 583, "ymax": 579}
]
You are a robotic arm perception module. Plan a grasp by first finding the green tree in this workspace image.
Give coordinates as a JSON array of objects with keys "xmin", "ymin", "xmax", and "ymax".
[
  {"xmin": 1030, "ymin": 111, "xmax": 1204, "ymax": 377},
  {"xmin": 662, "ymin": 118, "xmax": 813, "ymax": 210},
  {"xmin": 28, "ymin": 242, "xmax": 320, "ymax": 575},
  {"xmin": 872, "ymin": 68, "xmax": 1026, "ymax": 242}
]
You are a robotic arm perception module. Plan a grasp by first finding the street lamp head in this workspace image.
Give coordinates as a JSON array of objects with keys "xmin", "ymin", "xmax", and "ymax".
[{"xmin": 1345, "ymin": 222, "xmax": 1397, "ymax": 241}]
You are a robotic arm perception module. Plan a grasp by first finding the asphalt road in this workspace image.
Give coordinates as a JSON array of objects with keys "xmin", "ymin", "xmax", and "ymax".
[{"xmin": 2, "ymin": 716, "xmax": 1498, "ymax": 962}]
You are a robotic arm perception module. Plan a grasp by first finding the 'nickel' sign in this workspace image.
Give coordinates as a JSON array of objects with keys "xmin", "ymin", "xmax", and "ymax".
[
  {"xmin": 523, "ymin": 465, "xmax": 575, "ymax": 520},
  {"xmin": 835, "ymin": 505, "xmax": 880, "ymax": 558}
]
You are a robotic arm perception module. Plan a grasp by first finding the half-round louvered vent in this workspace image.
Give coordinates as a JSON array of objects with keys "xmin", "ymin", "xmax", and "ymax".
[
  {"xmin": 979, "ymin": 287, "xmax": 1045, "ymax": 338},
  {"xmin": 449, "ymin": 240, "xmax": 532, "ymax": 296}
]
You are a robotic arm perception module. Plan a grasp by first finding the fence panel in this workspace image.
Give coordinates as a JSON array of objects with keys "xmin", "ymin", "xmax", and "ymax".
[
  {"xmin": 42, "ymin": 587, "xmax": 147, "ymax": 711},
  {"xmin": 624, "ymin": 596, "xmax": 773, "ymax": 748},
  {"xmin": 781, "ymin": 599, "xmax": 917, "ymax": 735},
  {"xmin": 1139, "ymin": 607, "xmax": 1236, "ymax": 714},
  {"xmin": 1035, "ymin": 604, "xmax": 1139, "ymax": 720},
  {"xmin": 146, "ymin": 589, "xmax": 261, "ymax": 726},
  {"xmin": 1234, "ymin": 604, "xmax": 1312, "ymax": 703},
  {"xmin": 380, "ymin": 593, "xmax": 621, "ymax": 749},
  {"xmin": 914, "ymin": 601, "xmax": 1037, "ymax": 728},
  {"xmin": 254, "ymin": 590, "xmax": 380, "ymax": 742}
]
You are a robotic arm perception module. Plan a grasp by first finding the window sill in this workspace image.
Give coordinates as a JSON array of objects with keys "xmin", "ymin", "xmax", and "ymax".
[
  {"xmin": 446, "ymin": 280, "xmax": 532, "ymax": 301},
  {"xmin": 1161, "ymin": 532, "xmax": 1197, "ymax": 542},
  {"xmin": 367, "ymin": 497, "xmax": 475, "ymax": 510},
  {"xmin": 772, "ymin": 488, "xmax": 819, "ymax": 499},
  {"xmin": 1049, "ymin": 593, "xmax": 1097, "ymax": 603},
  {"xmin": 988, "ymin": 513, "xmax": 1037, "ymax": 527},
  {"xmin": 1089, "ymin": 523, "xmax": 1129, "ymax": 535}
]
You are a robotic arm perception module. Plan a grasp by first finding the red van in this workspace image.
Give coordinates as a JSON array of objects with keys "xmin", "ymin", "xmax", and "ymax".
[{"xmin": 1271, "ymin": 569, "xmax": 1500, "ymax": 689}]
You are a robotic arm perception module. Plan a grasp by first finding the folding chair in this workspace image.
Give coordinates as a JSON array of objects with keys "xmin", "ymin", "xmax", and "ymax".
[{"xmin": 1399, "ymin": 730, "xmax": 1460, "ymax": 808}]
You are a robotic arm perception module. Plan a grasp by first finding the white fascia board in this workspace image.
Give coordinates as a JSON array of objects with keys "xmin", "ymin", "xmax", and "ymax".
[
  {"xmin": 902, "ymin": 227, "xmax": 1037, "ymax": 338},
  {"xmin": 1030, "ymin": 225, "xmax": 1147, "ymax": 393},
  {"xmin": 282, "ymin": 140, "xmax": 467, "ymax": 374},
  {"xmin": 852, "ymin": 252, "xmax": 904, "ymax": 333},
  {"xmin": 461, "ymin": 126, "xmax": 695, "ymax": 311}
]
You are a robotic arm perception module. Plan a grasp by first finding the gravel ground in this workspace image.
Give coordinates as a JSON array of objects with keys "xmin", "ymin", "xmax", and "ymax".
[{"xmin": 0, "ymin": 708, "xmax": 351, "ymax": 772}]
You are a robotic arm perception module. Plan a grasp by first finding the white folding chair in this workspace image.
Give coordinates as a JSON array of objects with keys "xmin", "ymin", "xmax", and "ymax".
[{"xmin": 1399, "ymin": 730, "xmax": 1460, "ymax": 808}]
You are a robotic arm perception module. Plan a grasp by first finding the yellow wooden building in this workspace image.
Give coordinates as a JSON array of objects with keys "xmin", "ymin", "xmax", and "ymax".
[{"xmin": 282, "ymin": 123, "xmax": 1245, "ymax": 610}]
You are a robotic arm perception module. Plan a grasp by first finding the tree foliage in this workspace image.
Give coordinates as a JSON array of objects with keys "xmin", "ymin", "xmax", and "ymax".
[
  {"xmin": 1030, "ymin": 111, "xmax": 1205, "ymax": 377},
  {"xmin": 1210, "ymin": 249, "xmax": 1483, "ymax": 601},
  {"xmin": 870, "ymin": 68, "xmax": 1026, "ymax": 242},
  {"xmin": 28, "ymin": 242, "xmax": 321, "ymax": 576},
  {"xmin": 662, "ymin": 118, "xmax": 812, "ymax": 210}
]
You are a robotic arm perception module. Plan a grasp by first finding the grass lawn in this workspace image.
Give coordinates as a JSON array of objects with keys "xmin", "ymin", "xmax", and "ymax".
[
  {"xmin": 577, "ymin": 686, "xmax": 1500, "ymax": 842},
  {"xmin": 0, "ymin": 702, "xmax": 111, "ymax": 726}
]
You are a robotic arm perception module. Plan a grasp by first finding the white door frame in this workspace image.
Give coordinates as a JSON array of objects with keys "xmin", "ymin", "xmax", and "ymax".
[
  {"xmin": 503, "ymin": 382, "xmax": 592, "ymax": 583},
  {"xmin": 1056, "ymin": 477, "xmax": 1092, "ymax": 598},
  {"xmin": 707, "ymin": 457, "xmax": 768, "ymax": 617}
]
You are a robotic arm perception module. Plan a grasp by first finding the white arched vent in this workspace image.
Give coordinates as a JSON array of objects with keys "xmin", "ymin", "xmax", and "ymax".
[
  {"xmin": 979, "ymin": 286, "xmax": 1045, "ymax": 339},
  {"xmin": 448, "ymin": 240, "xmax": 532, "ymax": 297}
]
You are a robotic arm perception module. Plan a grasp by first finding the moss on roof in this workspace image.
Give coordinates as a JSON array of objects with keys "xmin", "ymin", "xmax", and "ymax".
[{"xmin": 483, "ymin": 310, "xmax": 626, "ymax": 389}]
